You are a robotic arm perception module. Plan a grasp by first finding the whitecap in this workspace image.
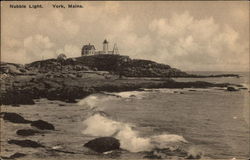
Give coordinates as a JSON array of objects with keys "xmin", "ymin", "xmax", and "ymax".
[
  {"xmin": 81, "ymin": 113, "xmax": 188, "ymax": 153},
  {"xmin": 78, "ymin": 94, "xmax": 115, "ymax": 109},
  {"xmin": 150, "ymin": 134, "xmax": 187, "ymax": 149},
  {"xmin": 82, "ymin": 113, "xmax": 123, "ymax": 137}
]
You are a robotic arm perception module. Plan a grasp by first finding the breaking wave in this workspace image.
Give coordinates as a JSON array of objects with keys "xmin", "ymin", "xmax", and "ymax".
[
  {"xmin": 82, "ymin": 113, "xmax": 187, "ymax": 152},
  {"xmin": 78, "ymin": 94, "xmax": 116, "ymax": 109},
  {"xmin": 111, "ymin": 91, "xmax": 147, "ymax": 99},
  {"xmin": 107, "ymin": 89, "xmax": 186, "ymax": 99}
]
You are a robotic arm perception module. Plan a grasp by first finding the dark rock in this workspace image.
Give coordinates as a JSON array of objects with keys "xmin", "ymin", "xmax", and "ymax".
[
  {"xmin": 143, "ymin": 154, "xmax": 162, "ymax": 159},
  {"xmin": 239, "ymin": 87, "xmax": 248, "ymax": 90},
  {"xmin": 2, "ymin": 112, "xmax": 31, "ymax": 124},
  {"xmin": 84, "ymin": 137, "xmax": 120, "ymax": 153},
  {"xmin": 8, "ymin": 139, "xmax": 44, "ymax": 148},
  {"xmin": 9, "ymin": 152, "xmax": 26, "ymax": 159},
  {"xmin": 31, "ymin": 120, "xmax": 55, "ymax": 130},
  {"xmin": 227, "ymin": 86, "xmax": 239, "ymax": 91},
  {"xmin": 16, "ymin": 129, "xmax": 40, "ymax": 136},
  {"xmin": 235, "ymin": 84, "xmax": 243, "ymax": 87},
  {"xmin": 49, "ymin": 149, "xmax": 76, "ymax": 154},
  {"xmin": 0, "ymin": 152, "xmax": 26, "ymax": 159},
  {"xmin": 19, "ymin": 68, "xmax": 27, "ymax": 73},
  {"xmin": 186, "ymin": 154, "xmax": 202, "ymax": 159},
  {"xmin": 0, "ymin": 91, "xmax": 35, "ymax": 105},
  {"xmin": 12, "ymin": 104, "xmax": 20, "ymax": 107},
  {"xmin": 129, "ymin": 95, "xmax": 136, "ymax": 98},
  {"xmin": 143, "ymin": 148, "xmax": 188, "ymax": 159},
  {"xmin": 68, "ymin": 74, "xmax": 76, "ymax": 78},
  {"xmin": 189, "ymin": 89, "xmax": 196, "ymax": 92},
  {"xmin": 103, "ymin": 150, "xmax": 122, "ymax": 158}
]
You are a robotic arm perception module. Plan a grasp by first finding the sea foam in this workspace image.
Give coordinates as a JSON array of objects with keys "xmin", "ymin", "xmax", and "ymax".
[
  {"xmin": 82, "ymin": 113, "xmax": 187, "ymax": 152},
  {"xmin": 111, "ymin": 91, "xmax": 146, "ymax": 99},
  {"xmin": 78, "ymin": 94, "xmax": 115, "ymax": 109}
]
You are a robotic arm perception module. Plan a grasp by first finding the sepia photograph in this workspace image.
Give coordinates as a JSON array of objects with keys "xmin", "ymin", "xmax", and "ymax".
[{"xmin": 0, "ymin": 1, "xmax": 249, "ymax": 160}]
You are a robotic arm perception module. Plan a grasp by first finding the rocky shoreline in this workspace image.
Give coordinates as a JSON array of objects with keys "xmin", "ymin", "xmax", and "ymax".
[
  {"xmin": 0, "ymin": 54, "xmax": 242, "ymax": 106},
  {"xmin": 1, "ymin": 73, "xmax": 237, "ymax": 106},
  {"xmin": 0, "ymin": 55, "xmax": 242, "ymax": 106},
  {"xmin": 0, "ymin": 55, "xmax": 247, "ymax": 160}
]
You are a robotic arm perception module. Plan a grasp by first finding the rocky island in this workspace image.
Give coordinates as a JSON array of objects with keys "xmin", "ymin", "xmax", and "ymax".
[{"xmin": 0, "ymin": 54, "xmax": 240, "ymax": 106}]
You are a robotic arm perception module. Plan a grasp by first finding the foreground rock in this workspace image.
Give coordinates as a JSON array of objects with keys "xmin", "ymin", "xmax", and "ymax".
[
  {"xmin": 31, "ymin": 120, "xmax": 55, "ymax": 130},
  {"xmin": 1, "ymin": 152, "xmax": 26, "ymax": 159},
  {"xmin": 84, "ymin": 137, "xmax": 120, "ymax": 153},
  {"xmin": 186, "ymin": 152, "xmax": 202, "ymax": 159},
  {"xmin": 1, "ymin": 112, "xmax": 55, "ymax": 131},
  {"xmin": 1, "ymin": 112, "xmax": 31, "ymax": 124},
  {"xmin": 8, "ymin": 139, "xmax": 44, "ymax": 148},
  {"xmin": 0, "ymin": 91, "xmax": 35, "ymax": 106},
  {"xmin": 143, "ymin": 148, "xmax": 187, "ymax": 159},
  {"xmin": 16, "ymin": 129, "xmax": 41, "ymax": 136},
  {"xmin": 227, "ymin": 86, "xmax": 239, "ymax": 91}
]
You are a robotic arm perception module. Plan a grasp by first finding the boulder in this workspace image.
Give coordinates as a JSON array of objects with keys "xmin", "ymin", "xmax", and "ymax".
[
  {"xmin": 16, "ymin": 129, "xmax": 41, "ymax": 136},
  {"xmin": 0, "ymin": 91, "xmax": 35, "ymax": 105},
  {"xmin": 84, "ymin": 137, "xmax": 120, "ymax": 153},
  {"xmin": 143, "ymin": 148, "xmax": 188, "ymax": 159},
  {"xmin": 227, "ymin": 86, "xmax": 239, "ymax": 91},
  {"xmin": 8, "ymin": 139, "xmax": 44, "ymax": 148},
  {"xmin": 1, "ymin": 112, "xmax": 31, "ymax": 124},
  {"xmin": 186, "ymin": 153, "xmax": 202, "ymax": 159},
  {"xmin": 9, "ymin": 153, "xmax": 26, "ymax": 159},
  {"xmin": 239, "ymin": 87, "xmax": 248, "ymax": 90},
  {"xmin": 31, "ymin": 120, "xmax": 55, "ymax": 130},
  {"xmin": 1, "ymin": 152, "xmax": 26, "ymax": 159}
]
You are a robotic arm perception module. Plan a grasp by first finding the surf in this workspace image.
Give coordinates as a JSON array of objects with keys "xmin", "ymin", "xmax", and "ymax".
[{"xmin": 81, "ymin": 112, "xmax": 188, "ymax": 153}]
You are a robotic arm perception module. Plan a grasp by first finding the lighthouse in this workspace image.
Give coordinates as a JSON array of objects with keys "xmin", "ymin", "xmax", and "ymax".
[{"xmin": 103, "ymin": 39, "xmax": 108, "ymax": 54}]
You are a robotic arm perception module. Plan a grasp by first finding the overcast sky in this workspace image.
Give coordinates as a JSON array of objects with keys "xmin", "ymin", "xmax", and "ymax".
[{"xmin": 1, "ymin": 1, "xmax": 249, "ymax": 71}]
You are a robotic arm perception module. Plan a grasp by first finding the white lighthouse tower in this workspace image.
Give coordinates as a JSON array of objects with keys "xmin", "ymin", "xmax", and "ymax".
[{"xmin": 103, "ymin": 39, "xmax": 108, "ymax": 54}]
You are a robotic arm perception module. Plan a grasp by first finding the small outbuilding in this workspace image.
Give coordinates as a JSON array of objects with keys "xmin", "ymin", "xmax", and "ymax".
[{"xmin": 57, "ymin": 54, "xmax": 67, "ymax": 61}]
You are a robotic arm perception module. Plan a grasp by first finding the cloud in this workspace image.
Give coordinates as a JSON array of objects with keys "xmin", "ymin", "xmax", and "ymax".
[
  {"xmin": 2, "ymin": 35, "xmax": 56, "ymax": 63},
  {"xmin": 107, "ymin": 16, "xmax": 153, "ymax": 58},
  {"xmin": 1, "ymin": 8, "xmax": 80, "ymax": 63},
  {"xmin": 24, "ymin": 35, "xmax": 54, "ymax": 50},
  {"xmin": 1, "ymin": 2, "xmax": 248, "ymax": 71},
  {"xmin": 148, "ymin": 11, "xmax": 249, "ymax": 71},
  {"xmin": 56, "ymin": 44, "xmax": 81, "ymax": 58},
  {"xmin": 37, "ymin": 10, "xmax": 80, "ymax": 40}
]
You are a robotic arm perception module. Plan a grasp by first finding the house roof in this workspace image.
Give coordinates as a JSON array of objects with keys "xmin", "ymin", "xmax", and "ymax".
[{"xmin": 82, "ymin": 44, "xmax": 95, "ymax": 50}]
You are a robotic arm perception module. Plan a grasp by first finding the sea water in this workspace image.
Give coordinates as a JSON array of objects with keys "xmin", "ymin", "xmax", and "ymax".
[
  {"xmin": 3, "ymin": 72, "xmax": 248, "ymax": 159},
  {"xmin": 79, "ymin": 72, "xmax": 249, "ymax": 159}
]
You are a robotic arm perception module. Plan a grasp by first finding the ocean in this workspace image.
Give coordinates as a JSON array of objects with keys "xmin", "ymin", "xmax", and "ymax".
[{"xmin": 1, "ymin": 72, "xmax": 249, "ymax": 159}]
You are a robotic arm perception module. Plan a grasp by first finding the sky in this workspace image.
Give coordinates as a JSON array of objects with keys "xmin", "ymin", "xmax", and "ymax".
[{"xmin": 1, "ymin": 1, "xmax": 249, "ymax": 71}]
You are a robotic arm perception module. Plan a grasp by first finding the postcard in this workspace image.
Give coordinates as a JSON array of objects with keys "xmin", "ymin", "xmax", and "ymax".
[{"xmin": 1, "ymin": 1, "xmax": 249, "ymax": 160}]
